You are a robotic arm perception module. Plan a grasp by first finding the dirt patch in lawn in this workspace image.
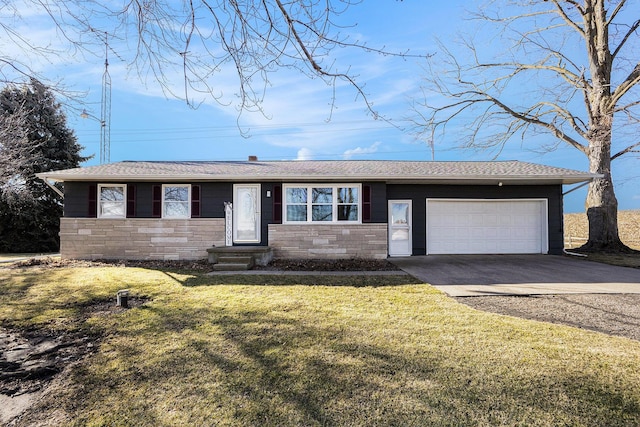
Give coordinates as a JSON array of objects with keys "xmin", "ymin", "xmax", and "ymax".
[
  {"xmin": 0, "ymin": 297, "xmax": 149, "ymax": 426},
  {"xmin": 0, "ymin": 328, "xmax": 95, "ymax": 425}
]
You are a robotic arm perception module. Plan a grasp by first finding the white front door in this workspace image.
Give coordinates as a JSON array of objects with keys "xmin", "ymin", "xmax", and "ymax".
[
  {"xmin": 233, "ymin": 184, "xmax": 261, "ymax": 243},
  {"xmin": 388, "ymin": 200, "xmax": 412, "ymax": 257}
]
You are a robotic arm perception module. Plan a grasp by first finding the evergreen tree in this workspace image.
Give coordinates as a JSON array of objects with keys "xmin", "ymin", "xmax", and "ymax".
[{"xmin": 0, "ymin": 79, "xmax": 89, "ymax": 252}]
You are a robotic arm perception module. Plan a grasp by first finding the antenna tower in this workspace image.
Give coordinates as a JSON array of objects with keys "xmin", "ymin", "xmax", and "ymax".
[{"xmin": 100, "ymin": 33, "xmax": 112, "ymax": 164}]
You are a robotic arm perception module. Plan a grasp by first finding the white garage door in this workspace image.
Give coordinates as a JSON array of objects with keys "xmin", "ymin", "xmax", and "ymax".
[{"xmin": 426, "ymin": 199, "xmax": 548, "ymax": 254}]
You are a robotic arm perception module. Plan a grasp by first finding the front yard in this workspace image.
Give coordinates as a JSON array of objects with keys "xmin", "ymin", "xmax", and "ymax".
[{"xmin": 1, "ymin": 264, "xmax": 640, "ymax": 426}]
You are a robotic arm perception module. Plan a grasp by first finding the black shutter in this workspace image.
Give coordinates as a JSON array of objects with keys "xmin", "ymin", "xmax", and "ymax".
[
  {"xmin": 191, "ymin": 185, "xmax": 201, "ymax": 218},
  {"xmin": 362, "ymin": 185, "xmax": 371, "ymax": 222},
  {"xmin": 152, "ymin": 185, "xmax": 162, "ymax": 218},
  {"xmin": 273, "ymin": 185, "xmax": 282, "ymax": 223},
  {"xmin": 88, "ymin": 184, "xmax": 97, "ymax": 218},
  {"xmin": 126, "ymin": 184, "xmax": 136, "ymax": 218}
]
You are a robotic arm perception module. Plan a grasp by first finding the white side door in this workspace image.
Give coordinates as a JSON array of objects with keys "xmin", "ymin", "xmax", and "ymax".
[
  {"xmin": 233, "ymin": 184, "xmax": 261, "ymax": 244},
  {"xmin": 388, "ymin": 200, "xmax": 412, "ymax": 257}
]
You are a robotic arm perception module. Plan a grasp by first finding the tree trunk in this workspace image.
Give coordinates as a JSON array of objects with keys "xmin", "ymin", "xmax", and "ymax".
[
  {"xmin": 578, "ymin": 1, "xmax": 630, "ymax": 253},
  {"xmin": 580, "ymin": 129, "xmax": 629, "ymax": 253},
  {"xmin": 582, "ymin": 180, "xmax": 628, "ymax": 253}
]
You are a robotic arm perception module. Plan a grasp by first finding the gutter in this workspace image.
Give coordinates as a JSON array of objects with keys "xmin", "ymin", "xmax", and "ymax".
[
  {"xmin": 561, "ymin": 175, "xmax": 603, "ymax": 257},
  {"xmin": 563, "ymin": 249, "xmax": 588, "ymax": 257},
  {"xmin": 34, "ymin": 173, "xmax": 600, "ymax": 186}
]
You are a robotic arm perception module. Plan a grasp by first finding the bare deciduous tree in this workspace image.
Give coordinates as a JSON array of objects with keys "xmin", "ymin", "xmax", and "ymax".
[
  {"xmin": 0, "ymin": 1, "xmax": 419, "ymax": 116},
  {"xmin": 411, "ymin": 0, "xmax": 639, "ymax": 252}
]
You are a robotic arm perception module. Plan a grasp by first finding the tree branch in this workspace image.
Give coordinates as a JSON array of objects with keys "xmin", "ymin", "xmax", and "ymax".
[
  {"xmin": 606, "ymin": 0, "xmax": 627, "ymax": 25},
  {"xmin": 611, "ymin": 19, "xmax": 639, "ymax": 59},
  {"xmin": 547, "ymin": 0, "xmax": 585, "ymax": 36},
  {"xmin": 611, "ymin": 62, "xmax": 640, "ymax": 107},
  {"xmin": 469, "ymin": 90, "xmax": 589, "ymax": 155},
  {"xmin": 611, "ymin": 140, "xmax": 640, "ymax": 161}
]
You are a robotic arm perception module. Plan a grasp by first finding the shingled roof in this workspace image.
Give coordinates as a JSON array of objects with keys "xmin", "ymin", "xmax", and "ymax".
[{"xmin": 37, "ymin": 160, "xmax": 597, "ymax": 185}]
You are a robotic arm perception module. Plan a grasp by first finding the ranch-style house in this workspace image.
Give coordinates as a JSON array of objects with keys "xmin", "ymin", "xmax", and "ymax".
[{"xmin": 36, "ymin": 159, "xmax": 596, "ymax": 264}]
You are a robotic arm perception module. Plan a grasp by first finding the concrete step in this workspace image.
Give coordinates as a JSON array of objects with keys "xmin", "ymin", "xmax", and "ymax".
[
  {"xmin": 212, "ymin": 255, "xmax": 254, "ymax": 271},
  {"xmin": 212, "ymin": 262, "xmax": 252, "ymax": 271},
  {"xmin": 217, "ymin": 256, "xmax": 253, "ymax": 265},
  {"xmin": 207, "ymin": 246, "xmax": 273, "ymax": 267}
]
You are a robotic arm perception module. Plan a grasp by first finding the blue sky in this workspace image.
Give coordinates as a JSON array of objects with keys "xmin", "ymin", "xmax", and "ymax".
[{"xmin": 5, "ymin": 1, "xmax": 639, "ymax": 212}]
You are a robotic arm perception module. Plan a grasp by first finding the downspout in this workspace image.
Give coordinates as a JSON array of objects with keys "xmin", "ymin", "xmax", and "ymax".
[{"xmin": 562, "ymin": 181, "xmax": 590, "ymax": 196}]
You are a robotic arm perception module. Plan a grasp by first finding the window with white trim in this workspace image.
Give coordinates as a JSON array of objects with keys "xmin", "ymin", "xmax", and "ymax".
[
  {"xmin": 284, "ymin": 184, "xmax": 360, "ymax": 223},
  {"xmin": 162, "ymin": 184, "xmax": 191, "ymax": 218},
  {"xmin": 98, "ymin": 184, "xmax": 126, "ymax": 218}
]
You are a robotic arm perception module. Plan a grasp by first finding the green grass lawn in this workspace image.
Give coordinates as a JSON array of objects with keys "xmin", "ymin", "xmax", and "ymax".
[{"xmin": 2, "ymin": 265, "xmax": 640, "ymax": 426}]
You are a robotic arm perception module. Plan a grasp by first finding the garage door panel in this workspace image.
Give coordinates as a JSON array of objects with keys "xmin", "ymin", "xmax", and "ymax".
[
  {"xmin": 426, "ymin": 200, "xmax": 547, "ymax": 255},
  {"xmin": 470, "ymin": 215, "xmax": 484, "ymax": 226},
  {"xmin": 454, "ymin": 227, "xmax": 468, "ymax": 239},
  {"xmin": 514, "ymin": 214, "xmax": 536, "ymax": 226},
  {"xmin": 435, "ymin": 226, "xmax": 456, "ymax": 237},
  {"xmin": 497, "ymin": 216, "xmax": 512, "ymax": 227},
  {"xmin": 470, "ymin": 240, "xmax": 491, "ymax": 252},
  {"xmin": 521, "ymin": 229, "xmax": 540, "ymax": 240},
  {"xmin": 498, "ymin": 228, "xmax": 512, "ymax": 239},
  {"xmin": 482, "ymin": 215, "xmax": 498, "ymax": 226}
]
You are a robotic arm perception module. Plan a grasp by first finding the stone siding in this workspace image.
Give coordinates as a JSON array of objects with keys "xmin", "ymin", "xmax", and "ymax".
[
  {"xmin": 60, "ymin": 218, "xmax": 225, "ymax": 260},
  {"xmin": 268, "ymin": 224, "xmax": 388, "ymax": 259}
]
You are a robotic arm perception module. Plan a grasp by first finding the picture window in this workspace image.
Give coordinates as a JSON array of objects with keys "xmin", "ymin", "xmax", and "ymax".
[{"xmin": 283, "ymin": 184, "xmax": 360, "ymax": 223}]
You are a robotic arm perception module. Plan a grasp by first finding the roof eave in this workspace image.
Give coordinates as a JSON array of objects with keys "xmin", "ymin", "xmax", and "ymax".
[{"xmin": 36, "ymin": 172, "xmax": 600, "ymax": 185}]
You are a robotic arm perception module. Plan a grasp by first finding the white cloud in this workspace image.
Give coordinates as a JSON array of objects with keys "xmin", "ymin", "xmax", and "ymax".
[
  {"xmin": 296, "ymin": 147, "xmax": 314, "ymax": 160},
  {"xmin": 343, "ymin": 141, "xmax": 382, "ymax": 159}
]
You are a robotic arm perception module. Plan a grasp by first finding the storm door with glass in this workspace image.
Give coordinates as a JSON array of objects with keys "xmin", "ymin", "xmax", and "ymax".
[
  {"xmin": 388, "ymin": 200, "xmax": 412, "ymax": 256},
  {"xmin": 233, "ymin": 184, "xmax": 261, "ymax": 243}
]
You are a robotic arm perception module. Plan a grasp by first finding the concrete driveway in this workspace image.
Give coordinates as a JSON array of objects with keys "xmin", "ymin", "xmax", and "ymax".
[{"xmin": 389, "ymin": 255, "xmax": 640, "ymax": 297}]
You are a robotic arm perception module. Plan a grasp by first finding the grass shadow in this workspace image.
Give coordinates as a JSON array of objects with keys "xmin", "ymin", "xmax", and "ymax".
[
  {"xmin": 5, "ymin": 263, "xmax": 640, "ymax": 425},
  {"xmin": 68, "ymin": 297, "xmax": 640, "ymax": 426}
]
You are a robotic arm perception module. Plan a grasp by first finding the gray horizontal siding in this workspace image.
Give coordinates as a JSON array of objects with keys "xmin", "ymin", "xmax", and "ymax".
[
  {"xmin": 63, "ymin": 181, "xmax": 233, "ymax": 219},
  {"xmin": 63, "ymin": 182, "xmax": 93, "ymax": 218},
  {"xmin": 386, "ymin": 184, "xmax": 564, "ymax": 255}
]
